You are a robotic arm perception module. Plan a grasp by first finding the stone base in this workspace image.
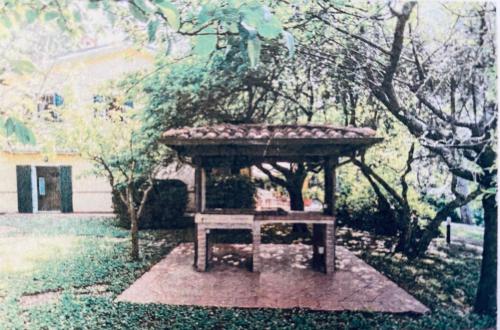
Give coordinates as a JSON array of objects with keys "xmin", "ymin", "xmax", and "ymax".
[{"xmin": 117, "ymin": 243, "xmax": 429, "ymax": 314}]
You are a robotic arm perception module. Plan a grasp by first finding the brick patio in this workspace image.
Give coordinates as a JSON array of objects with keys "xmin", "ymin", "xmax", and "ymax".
[{"xmin": 116, "ymin": 243, "xmax": 429, "ymax": 314}]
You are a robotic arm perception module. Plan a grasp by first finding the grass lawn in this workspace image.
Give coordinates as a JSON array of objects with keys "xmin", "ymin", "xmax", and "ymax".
[
  {"xmin": 0, "ymin": 215, "xmax": 495, "ymax": 329},
  {"xmin": 439, "ymin": 222, "xmax": 484, "ymax": 247}
]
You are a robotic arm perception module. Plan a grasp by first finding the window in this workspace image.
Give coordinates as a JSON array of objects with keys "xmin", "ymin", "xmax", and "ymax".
[
  {"xmin": 93, "ymin": 95, "xmax": 106, "ymax": 103},
  {"xmin": 92, "ymin": 95, "xmax": 133, "ymax": 119},
  {"xmin": 38, "ymin": 93, "xmax": 63, "ymax": 121}
]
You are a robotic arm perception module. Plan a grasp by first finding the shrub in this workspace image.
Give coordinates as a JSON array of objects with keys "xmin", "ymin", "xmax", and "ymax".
[
  {"xmin": 206, "ymin": 174, "xmax": 256, "ymax": 209},
  {"xmin": 113, "ymin": 179, "xmax": 188, "ymax": 229},
  {"xmin": 337, "ymin": 207, "xmax": 399, "ymax": 236},
  {"xmin": 336, "ymin": 175, "xmax": 399, "ymax": 236}
]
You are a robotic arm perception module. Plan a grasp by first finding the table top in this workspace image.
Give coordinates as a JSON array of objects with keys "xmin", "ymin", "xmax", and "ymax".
[
  {"xmin": 196, "ymin": 209, "xmax": 335, "ymax": 226},
  {"xmin": 254, "ymin": 211, "xmax": 334, "ymax": 221}
]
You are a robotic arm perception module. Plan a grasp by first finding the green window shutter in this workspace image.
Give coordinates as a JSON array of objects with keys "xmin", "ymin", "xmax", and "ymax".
[
  {"xmin": 59, "ymin": 166, "xmax": 73, "ymax": 213},
  {"xmin": 16, "ymin": 165, "xmax": 33, "ymax": 213}
]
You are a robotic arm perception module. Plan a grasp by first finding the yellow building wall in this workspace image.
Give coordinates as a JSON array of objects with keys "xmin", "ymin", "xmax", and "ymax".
[
  {"xmin": 0, "ymin": 152, "xmax": 112, "ymax": 213},
  {"xmin": 0, "ymin": 44, "xmax": 155, "ymax": 214}
]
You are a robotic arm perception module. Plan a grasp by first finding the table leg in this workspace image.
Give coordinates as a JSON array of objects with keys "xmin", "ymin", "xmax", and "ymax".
[
  {"xmin": 194, "ymin": 224, "xmax": 198, "ymax": 267},
  {"xmin": 196, "ymin": 224, "xmax": 207, "ymax": 271},
  {"xmin": 325, "ymin": 223, "xmax": 335, "ymax": 274},
  {"xmin": 252, "ymin": 223, "xmax": 261, "ymax": 272},
  {"xmin": 206, "ymin": 229, "xmax": 212, "ymax": 268},
  {"xmin": 312, "ymin": 224, "xmax": 324, "ymax": 271}
]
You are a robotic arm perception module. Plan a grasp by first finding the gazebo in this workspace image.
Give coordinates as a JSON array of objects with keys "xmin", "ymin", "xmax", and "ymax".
[{"xmin": 162, "ymin": 124, "xmax": 382, "ymax": 274}]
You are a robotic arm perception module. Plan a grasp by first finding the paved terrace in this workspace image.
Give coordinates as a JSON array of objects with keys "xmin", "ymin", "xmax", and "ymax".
[{"xmin": 117, "ymin": 243, "xmax": 428, "ymax": 314}]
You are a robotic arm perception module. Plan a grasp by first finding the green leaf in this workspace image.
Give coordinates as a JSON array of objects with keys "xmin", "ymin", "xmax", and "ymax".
[
  {"xmin": 73, "ymin": 10, "xmax": 82, "ymax": 22},
  {"xmin": 44, "ymin": 11, "xmax": 59, "ymax": 22},
  {"xmin": 25, "ymin": 9, "xmax": 38, "ymax": 24},
  {"xmin": 4, "ymin": 117, "xmax": 15, "ymax": 136},
  {"xmin": 11, "ymin": 60, "xmax": 36, "ymax": 74},
  {"xmin": 197, "ymin": 4, "xmax": 216, "ymax": 26},
  {"xmin": 88, "ymin": 1, "xmax": 100, "ymax": 9},
  {"xmin": 0, "ymin": 14, "xmax": 12, "ymax": 28},
  {"xmin": 56, "ymin": 17, "xmax": 66, "ymax": 30},
  {"xmin": 193, "ymin": 27, "xmax": 217, "ymax": 57},
  {"xmin": 481, "ymin": 187, "xmax": 497, "ymax": 196},
  {"xmin": 282, "ymin": 31, "xmax": 295, "ymax": 57},
  {"xmin": 129, "ymin": 1, "xmax": 149, "ymax": 22},
  {"xmin": 224, "ymin": 21, "xmax": 239, "ymax": 34},
  {"xmin": 257, "ymin": 17, "xmax": 282, "ymax": 38},
  {"xmin": 147, "ymin": 19, "xmax": 160, "ymax": 42},
  {"xmin": 247, "ymin": 36, "xmax": 261, "ymax": 67},
  {"xmin": 133, "ymin": 0, "xmax": 151, "ymax": 13},
  {"xmin": 157, "ymin": 1, "xmax": 179, "ymax": 30},
  {"xmin": 3, "ymin": 117, "xmax": 35, "ymax": 145},
  {"xmin": 241, "ymin": 7, "xmax": 262, "ymax": 28}
]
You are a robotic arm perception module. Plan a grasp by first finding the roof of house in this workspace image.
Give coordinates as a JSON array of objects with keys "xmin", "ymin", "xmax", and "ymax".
[{"xmin": 162, "ymin": 124, "xmax": 382, "ymax": 164}]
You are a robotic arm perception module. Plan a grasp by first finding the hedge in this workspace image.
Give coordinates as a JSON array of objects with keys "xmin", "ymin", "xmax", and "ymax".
[
  {"xmin": 113, "ymin": 179, "xmax": 188, "ymax": 229},
  {"xmin": 206, "ymin": 174, "xmax": 256, "ymax": 209}
]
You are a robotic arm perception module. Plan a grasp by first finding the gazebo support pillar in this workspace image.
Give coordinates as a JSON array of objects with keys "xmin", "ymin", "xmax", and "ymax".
[
  {"xmin": 194, "ymin": 164, "xmax": 207, "ymax": 271},
  {"xmin": 323, "ymin": 157, "xmax": 337, "ymax": 273}
]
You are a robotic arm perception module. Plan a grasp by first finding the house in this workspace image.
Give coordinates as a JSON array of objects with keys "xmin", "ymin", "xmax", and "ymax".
[{"xmin": 0, "ymin": 42, "xmax": 195, "ymax": 214}]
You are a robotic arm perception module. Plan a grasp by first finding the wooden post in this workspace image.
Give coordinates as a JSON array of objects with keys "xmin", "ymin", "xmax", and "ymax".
[
  {"xmin": 194, "ymin": 162, "xmax": 207, "ymax": 269},
  {"xmin": 324, "ymin": 157, "xmax": 337, "ymax": 216},
  {"xmin": 252, "ymin": 222, "xmax": 261, "ymax": 272},
  {"xmin": 323, "ymin": 157, "xmax": 337, "ymax": 274},
  {"xmin": 446, "ymin": 216, "xmax": 451, "ymax": 245},
  {"xmin": 312, "ymin": 224, "xmax": 324, "ymax": 271},
  {"xmin": 194, "ymin": 166, "xmax": 206, "ymax": 213}
]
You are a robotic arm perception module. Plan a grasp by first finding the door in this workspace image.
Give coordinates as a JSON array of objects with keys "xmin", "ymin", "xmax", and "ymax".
[
  {"xmin": 59, "ymin": 166, "xmax": 73, "ymax": 213},
  {"xmin": 16, "ymin": 166, "xmax": 33, "ymax": 213},
  {"xmin": 36, "ymin": 166, "xmax": 61, "ymax": 211}
]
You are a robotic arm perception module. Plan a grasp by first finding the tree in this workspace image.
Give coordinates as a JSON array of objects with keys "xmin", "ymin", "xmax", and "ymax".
[
  {"xmin": 57, "ymin": 80, "xmax": 169, "ymax": 260},
  {"xmin": 296, "ymin": 1, "xmax": 496, "ymax": 314}
]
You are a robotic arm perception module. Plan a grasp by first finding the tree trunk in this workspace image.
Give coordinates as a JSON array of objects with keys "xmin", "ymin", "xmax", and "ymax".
[
  {"xmin": 394, "ymin": 212, "xmax": 415, "ymax": 255},
  {"xmin": 456, "ymin": 176, "xmax": 474, "ymax": 224},
  {"xmin": 474, "ymin": 192, "xmax": 497, "ymax": 315},
  {"xmin": 127, "ymin": 188, "xmax": 140, "ymax": 260},
  {"xmin": 288, "ymin": 184, "xmax": 308, "ymax": 233},
  {"xmin": 289, "ymin": 186, "xmax": 304, "ymax": 211},
  {"xmin": 474, "ymin": 145, "xmax": 497, "ymax": 315}
]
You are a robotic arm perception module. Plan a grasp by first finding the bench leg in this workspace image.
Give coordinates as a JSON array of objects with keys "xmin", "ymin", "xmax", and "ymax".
[{"xmin": 252, "ymin": 224, "xmax": 261, "ymax": 272}]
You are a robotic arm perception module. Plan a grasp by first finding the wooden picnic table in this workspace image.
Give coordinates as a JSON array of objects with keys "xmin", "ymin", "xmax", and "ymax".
[{"xmin": 194, "ymin": 209, "xmax": 336, "ymax": 274}]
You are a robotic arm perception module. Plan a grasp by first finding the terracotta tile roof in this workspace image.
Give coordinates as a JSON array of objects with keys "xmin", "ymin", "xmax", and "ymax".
[{"xmin": 163, "ymin": 124, "xmax": 377, "ymax": 141}]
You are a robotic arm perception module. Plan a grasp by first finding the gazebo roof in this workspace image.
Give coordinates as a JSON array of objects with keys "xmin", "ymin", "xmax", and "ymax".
[{"xmin": 162, "ymin": 124, "xmax": 382, "ymax": 165}]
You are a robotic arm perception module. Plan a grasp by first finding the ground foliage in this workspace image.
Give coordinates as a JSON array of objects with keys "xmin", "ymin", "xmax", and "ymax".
[{"xmin": 0, "ymin": 215, "xmax": 494, "ymax": 329}]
